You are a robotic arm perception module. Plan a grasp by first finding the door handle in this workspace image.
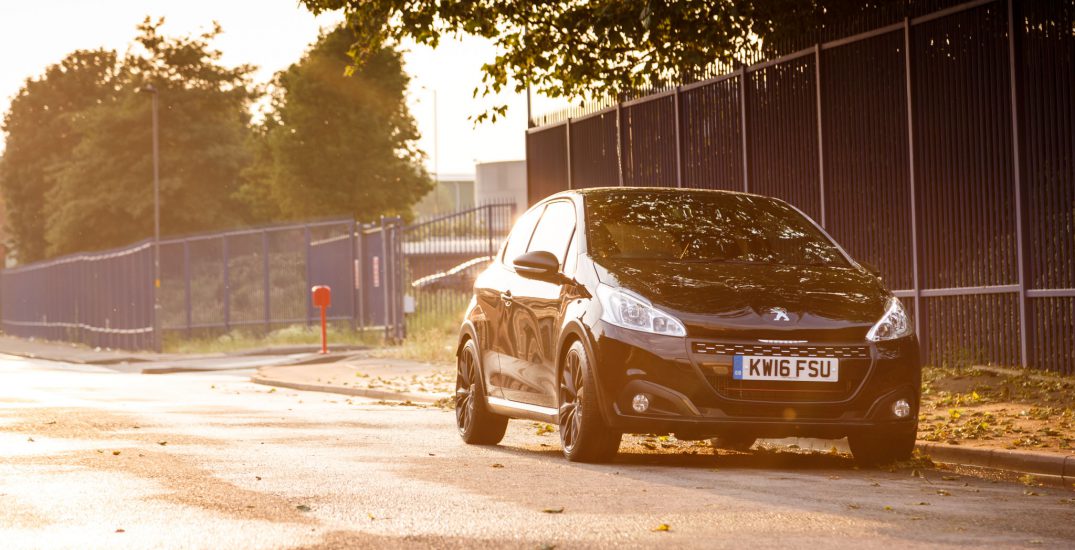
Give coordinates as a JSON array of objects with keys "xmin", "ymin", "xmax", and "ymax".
[{"xmin": 500, "ymin": 291, "xmax": 513, "ymax": 306}]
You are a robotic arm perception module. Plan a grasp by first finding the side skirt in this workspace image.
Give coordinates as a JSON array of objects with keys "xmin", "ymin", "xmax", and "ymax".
[{"xmin": 486, "ymin": 396, "xmax": 558, "ymax": 423}]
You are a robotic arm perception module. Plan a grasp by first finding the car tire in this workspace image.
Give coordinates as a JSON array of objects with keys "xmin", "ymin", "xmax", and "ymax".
[
  {"xmin": 848, "ymin": 426, "xmax": 917, "ymax": 466},
  {"xmin": 558, "ymin": 340, "xmax": 622, "ymax": 463},
  {"xmin": 710, "ymin": 435, "xmax": 757, "ymax": 452},
  {"xmin": 456, "ymin": 339, "xmax": 508, "ymax": 445}
]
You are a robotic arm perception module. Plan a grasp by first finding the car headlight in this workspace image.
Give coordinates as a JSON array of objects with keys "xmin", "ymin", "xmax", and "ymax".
[
  {"xmin": 596, "ymin": 284, "xmax": 686, "ymax": 337},
  {"xmin": 866, "ymin": 297, "xmax": 913, "ymax": 342}
]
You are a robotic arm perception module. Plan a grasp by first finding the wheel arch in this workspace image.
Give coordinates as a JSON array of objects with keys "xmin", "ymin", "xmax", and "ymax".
[{"xmin": 556, "ymin": 320, "xmax": 616, "ymax": 425}]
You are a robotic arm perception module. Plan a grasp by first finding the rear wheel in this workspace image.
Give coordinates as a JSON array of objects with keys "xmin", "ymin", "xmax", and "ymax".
[
  {"xmin": 456, "ymin": 340, "xmax": 508, "ymax": 445},
  {"xmin": 710, "ymin": 435, "xmax": 757, "ymax": 452},
  {"xmin": 558, "ymin": 341, "xmax": 621, "ymax": 463},
  {"xmin": 849, "ymin": 427, "xmax": 916, "ymax": 466}
]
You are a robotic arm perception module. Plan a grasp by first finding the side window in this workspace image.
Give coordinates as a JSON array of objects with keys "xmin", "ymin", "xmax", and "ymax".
[
  {"xmin": 527, "ymin": 201, "xmax": 577, "ymax": 267},
  {"xmin": 502, "ymin": 205, "xmax": 545, "ymax": 264}
]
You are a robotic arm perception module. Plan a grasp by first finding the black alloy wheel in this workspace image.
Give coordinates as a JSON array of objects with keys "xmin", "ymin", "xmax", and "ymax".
[
  {"xmin": 456, "ymin": 339, "xmax": 508, "ymax": 445},
  {"xmin": 558, "ymin": 341, "xmax": 621, "ymax": 462}
]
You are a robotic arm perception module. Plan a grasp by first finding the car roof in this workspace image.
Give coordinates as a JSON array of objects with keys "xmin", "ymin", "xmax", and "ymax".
[{"xmin": 543, "ymin": 186, "xmax": 771, "ymax": 204}]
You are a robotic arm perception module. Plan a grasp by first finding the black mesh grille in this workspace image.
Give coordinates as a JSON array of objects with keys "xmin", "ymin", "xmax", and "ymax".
[{"xmin": 692, "ymin": 342, "xmax": 870, "ymax": 359}]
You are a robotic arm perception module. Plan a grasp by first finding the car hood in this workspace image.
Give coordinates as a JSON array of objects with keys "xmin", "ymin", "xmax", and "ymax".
[{"xmin": 593, "ymin": 259, "xmax": 890, "ymax": 340}]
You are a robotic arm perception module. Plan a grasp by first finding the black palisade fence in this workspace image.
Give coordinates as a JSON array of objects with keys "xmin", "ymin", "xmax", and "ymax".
[{"xmin": 525, "ymin": 0, "xmax": 1075, "ymax": 373}]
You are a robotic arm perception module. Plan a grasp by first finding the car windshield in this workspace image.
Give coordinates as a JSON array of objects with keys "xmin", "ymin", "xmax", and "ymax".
[{"xmin": 584, "ymin": 190, "xmax": 849, "ymax": 267}]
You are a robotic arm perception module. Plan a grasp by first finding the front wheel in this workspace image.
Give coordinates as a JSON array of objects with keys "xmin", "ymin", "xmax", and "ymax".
[
  {"xmin": 456, "ymin": 340, "xmax": 508, "ymax": 445},
  {"xmin": 848, "ymin": 426, "xmax": 917, "ymax": 466},
  {"xmin": 558, "ymin": 341, "xmax": 621, "ymax": 463}
]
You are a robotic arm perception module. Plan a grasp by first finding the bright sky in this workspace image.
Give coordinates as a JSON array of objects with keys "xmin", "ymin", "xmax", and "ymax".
[{"xmin": 0, "ymin": 0, "xmax": 558, "ymax": 174}]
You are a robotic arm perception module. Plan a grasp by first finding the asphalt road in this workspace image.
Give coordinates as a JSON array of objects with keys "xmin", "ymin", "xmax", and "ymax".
[{"xmin": 2, "ymin": 354, "xmax": 1072, "ymax": 549}]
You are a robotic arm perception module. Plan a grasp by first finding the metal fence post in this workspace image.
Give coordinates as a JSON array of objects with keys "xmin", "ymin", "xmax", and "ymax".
[
  {"xmin": 904, "ymin": 17, "xmax": 926, "ymax": 351},
  {"xmin": 616, "ymin": 103, "xmax": 625, "ymax": 186},
  {"xmin": 739, "ymin": 64, "xmax": 751, "ymax": 192},
  {"xmin": 184, "ymin": 240, "xmax": 192, "ymax": 336},
  {"xmin": 222, "ymin": 236, "xmax": 230, "ymax": 332},
  {"xmin": 814, "ymin": 43, "xmax": 827, "ymax": 228},
  {"xmin": 674, "ymin": 86, "xmax": 684, "ymax": 187},
  {"xmin": 1006, "ymin": 0, "xmax": 1031, "ymax": 367},
  {"xmin": 357, "ymin": 225, "xmax": 366, "ymax": 331},
  {"xmin": 379, "ymin": 217, "xmax": 391, "ymax": 341},
  {"xmin": 304, "ymin": 225, "xmax": 312, "ymax": 327},
  {"xmin": 349, "ymin": 220, "xmax": 357, "ymax": 331},
  {"xmin": 565, "ymin": 118, "xmax": 573, "ymax": 190},
  {"xmin": 262, "ymin": 230, "xmax": 271, "ymax": 333},
  {"xmin": 486, "ymin": 204, "xmax": 495, "ymax": 258}
]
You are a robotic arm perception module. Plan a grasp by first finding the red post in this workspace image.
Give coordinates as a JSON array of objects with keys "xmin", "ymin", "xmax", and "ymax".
[{"xmin": 311, "ymin": 286, "xmax": 331, "ymax": 354}]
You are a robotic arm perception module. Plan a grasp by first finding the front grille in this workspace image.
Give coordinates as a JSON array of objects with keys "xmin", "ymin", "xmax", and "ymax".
[
  {"xmin": 692, "ymin": 342, "xmax": 870, "ymax": 359},
  {"xmin": 692, "ymin": 340, "xmax": 872, "ymax": 403}
]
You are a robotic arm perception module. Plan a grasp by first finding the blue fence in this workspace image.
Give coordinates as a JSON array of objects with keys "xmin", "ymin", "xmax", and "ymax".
[
  {"xmin": 0, "ymin": 204, "xmax": 516, "ymax": 350},
  {"xmin": 1, "ymin": 240, "xmax": 155, "ymax": 349}
]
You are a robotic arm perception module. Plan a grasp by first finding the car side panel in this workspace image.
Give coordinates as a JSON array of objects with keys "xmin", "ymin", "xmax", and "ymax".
[
  {"xmin": 470, "ymin": 265, "xmax": 510, "ymax": 398},
  {"xmin": 499, "ymin": 276, "xmax": 564, "ymax": 407}
]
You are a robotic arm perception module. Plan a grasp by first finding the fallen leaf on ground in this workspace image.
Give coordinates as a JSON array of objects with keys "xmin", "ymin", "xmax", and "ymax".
[
  {"xmin": 157, "ymin": 441, "xmax": 167, "ymax": 446},
  {"xmin": 491, "ymin": 463, "xmax": 504, "ymax": 468},
  {"xmin": 112, "ymin": 451, "xmax": 121, "ymax": 456},
  {"xmin": 115, "ymin": 528, "xmax": 125, "ymax": 533},
  {"xmin": 27, "ymin": 437, "xmax": 34, "ymax": 442},
  {"xmin": 884, "ymin": 506, "xmax": 893, "ymax": 511},
  {"xmin": 652, "ymin": 523, "xmax": 670, "ymax": 532},
  {"xmin": 542, "ymin": 507, "xmax": 564, "ymax": 514},
  {"xmin": 296, "ymin": 505, "xmax": 311, "ymax": 512},
  {"xmin": 847, "ymin": 504, "xmax": 860, "ymax": 510}
]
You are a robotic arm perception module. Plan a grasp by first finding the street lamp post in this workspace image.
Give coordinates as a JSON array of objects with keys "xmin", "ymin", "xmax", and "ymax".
[{"xmin": 142, "ymin": 84, "xmax": 162, "ymax": 352}]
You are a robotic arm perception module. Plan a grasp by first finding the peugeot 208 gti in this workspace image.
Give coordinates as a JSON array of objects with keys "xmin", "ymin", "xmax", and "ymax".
[{"xmin": 454, "ymin": 188, "xmax": 920, "ymax": 464}]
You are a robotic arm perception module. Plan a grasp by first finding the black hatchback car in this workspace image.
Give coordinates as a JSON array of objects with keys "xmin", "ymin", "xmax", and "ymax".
[{"xmin": 454, "ymin": 188, "xmax": 920, "ymax": 465}]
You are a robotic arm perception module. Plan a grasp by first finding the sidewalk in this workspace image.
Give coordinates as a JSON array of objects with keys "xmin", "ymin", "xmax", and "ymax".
[
  {"xmin": 253, "ymin": 357, "xmax": 452, "ymax": 404},
  {"xmin": 0, "ymin": 334, "xmax": 365, "ymax": 373}
]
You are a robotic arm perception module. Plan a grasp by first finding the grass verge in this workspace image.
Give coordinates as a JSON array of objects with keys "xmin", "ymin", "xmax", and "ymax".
[{"xmin": 162, "ymin": 322, "xmax": 382, "ymax": 354}]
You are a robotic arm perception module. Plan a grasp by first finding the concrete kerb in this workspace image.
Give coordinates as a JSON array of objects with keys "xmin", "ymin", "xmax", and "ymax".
[
  {"xmin": 250, "ymin": 375, "xmax": 448, "ymax": 405},
  {"xmin": 916, "ymin": 441, "xmax": 1073, "ymax": 488}
]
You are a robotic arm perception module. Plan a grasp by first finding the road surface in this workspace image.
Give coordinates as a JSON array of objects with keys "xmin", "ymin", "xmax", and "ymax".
[{"xmin": 1, "ymin": 354, "xmax": 1072, "ymax": 549}]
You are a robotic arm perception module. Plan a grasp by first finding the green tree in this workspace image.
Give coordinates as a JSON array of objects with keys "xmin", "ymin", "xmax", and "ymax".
[
  {"xmin": 240, "ymin": 26, "xmax": 430, "ymax": 222},
  {"xmin": 299, "ymin": 0, "xmax": 889, "ymax": 121},
  {"xmin": 43, "ymin": 18, "xmax": 257, "ymax": 257},
  {"xmin": 0, "ymin": 50, "xmax": 121, "ymax": 262}
]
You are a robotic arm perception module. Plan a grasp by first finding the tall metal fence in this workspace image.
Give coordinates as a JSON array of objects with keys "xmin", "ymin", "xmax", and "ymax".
[
  {"xmin": 0, "ymin": 204, "xmax": 516, "ymax": 350},
  {"xmin": 526, "ymin": 0, "xmax": 1074, "ymax": 373}
]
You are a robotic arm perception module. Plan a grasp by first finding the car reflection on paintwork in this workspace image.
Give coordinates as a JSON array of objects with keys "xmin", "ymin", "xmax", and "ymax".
[{"xmin": 410, "ymin": 256, "xmax": 493, "ymax": 293}]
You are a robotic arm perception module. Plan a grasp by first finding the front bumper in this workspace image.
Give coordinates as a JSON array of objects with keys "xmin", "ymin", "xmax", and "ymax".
[{"xmin": 588, "ymin": 322, "xmax": 921, "ymax": 440}]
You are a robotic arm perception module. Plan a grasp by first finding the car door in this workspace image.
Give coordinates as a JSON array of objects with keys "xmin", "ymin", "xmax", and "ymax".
[
  {"xmin": 500, "ymin": 200, "xmax": 577, "ymax": 408},
  {"xmin": 479, "ymin": 204, "xmax": 545, "ymax": 399}
]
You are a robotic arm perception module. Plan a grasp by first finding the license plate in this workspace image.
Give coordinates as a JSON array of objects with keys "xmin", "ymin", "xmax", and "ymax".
[{"xmin": 733, "ymin": 355, "xmax": 839, "ymax": 382}]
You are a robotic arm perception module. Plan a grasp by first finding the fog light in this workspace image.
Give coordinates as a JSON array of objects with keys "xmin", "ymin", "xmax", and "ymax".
[
  {"xmin": 632, "ymin": 393, "xmax": 650, "ymax": 413},
  {"xmin": 892, "ymin": 398, "xmax": 911, "ymax": 419}
]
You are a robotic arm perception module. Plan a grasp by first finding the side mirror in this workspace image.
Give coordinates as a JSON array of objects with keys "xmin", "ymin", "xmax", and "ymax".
[
  {"xmin": 513, "ymin": 250, "xmax": 562, "ymax": 281},
  {"xmin": 859, "ymin": 261, "xmax": 882, "ymax": 279}
]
